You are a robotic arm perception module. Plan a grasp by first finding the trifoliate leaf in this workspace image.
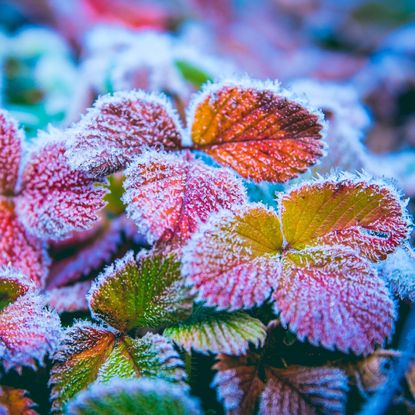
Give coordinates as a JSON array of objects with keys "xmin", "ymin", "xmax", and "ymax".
[
  {"xmin": 183, "ymin": 174, "xmax": 408, "ymax": 354},
  {"xmin": 0, "ymin": 109, "xmax": 22, "ymax": 195},
  {"xmin": 66, "ymin": 91, "xmax": 183, "ymax": 177},
  {"xmin": 0, "ymin": 270, "xmax": 61, "ymax": 370},
  {"xmin": 280, "ymin": 174, "xmax": 410, "ymax": 261},
  {"xmin": 164, "ymin": 306, "xmax": 266, "ymax": 355},
  {"xmin": 15, "ymin": 133, "xmax": 107, "ymax": 240},
  {"xmin": 214, "ymin": 352, "xmax": 348, "ymax": 415},
  {"xmin": 188, "ymin": 79, "xmax": 325, "ymax": 183},
  {"xmin": 50, "ymin": 322, "xmax": 186, "ymax": 413},
  {"xmin": 88, "ymin": 251, "xmax": 192, "ymax": 331},
  {"xmin": 0, "ymin": 198, "xmax": 48, "ymax": 286},
  {"xmin": 65, "ymin": 378, "xmax": 201, "ymax": 415},
  {"xmin": 0, "ymin": 386, "xmax": 38, "ymax": 415},
  {"xmin": 182, "ymin": 204, "xmax": 283, "ymax": 310},
  {"xmin": 123, "ymin": 149, "xmax": 246, "ymax": 249}
]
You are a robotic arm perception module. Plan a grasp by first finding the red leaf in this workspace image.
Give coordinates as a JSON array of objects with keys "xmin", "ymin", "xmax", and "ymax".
[
  {"xmin": 188, "ymin": 79, "xmax": 325, "ymax": 183},
  {"xmin": 0, "ymin": 286, "xmax": 61, "ymax": 370},
  {"xmin": 46, "ymin": 281, "xmax": 91, "ymax": 314},
  {"xmin": 275, "ymin": 247, "xmax": 395, "ymax": 354},
  {"xmin": 0, "ymin": 198, "xmax": 48, "ymax": 286},
  {"xmin": 15, "ymin": 133, "xmax": 107, "ymax": 240},
  {"xmin": 0, "ymin": 110, "xmax": 22, "ymax": 196},
  {"xmin": 66, "ymin": 91, "xmax": 183, "ymax": 177},
  {"xmin": 123, "ymin": 150, "xmax": 246, "ymax": 250}
]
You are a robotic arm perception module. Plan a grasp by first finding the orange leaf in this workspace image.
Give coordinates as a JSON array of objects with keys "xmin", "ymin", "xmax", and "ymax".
[{"xmin": 188, "ymin": 79, "xmax": 325, "ymax": 182}]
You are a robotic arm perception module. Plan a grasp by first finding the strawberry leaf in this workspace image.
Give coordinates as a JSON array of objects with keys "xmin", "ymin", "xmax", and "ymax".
[
  {"xmin": 164, "ymin": 306, "xmax": 266, "ymax": 355},
  {"xmin": 123, "ymin": 149, "xmax": 246, "ymax": 249},
  {"xmin": 0, "ymin": 386, "xmax": 38, "ymax": 415},
  {"xmin": 50, "ymin": 322, "xmax": 186, "ymax": 412},
  {"xmin": 259, "ymin": 366, "xmax": 348, "ymax": 415},
  {"xmin": 0, "ymin": 110, "xmax": 22, "ymax": 195},
  {"xmin": 66, "ymin": 91, "xmax": 183, "ymax": 177},
  {"xmin": 46, "ymin": 281, "xmax": 91, "ymax": 314},
  {"xmin": 0, "ymin": 271, "xmax": 61, "ymax": 370},
  {"xmin": 188, "ymin": 79, "xmax": 325, "ymax": 183},
  {"xmin": 0, "ymin": 198, "xmax": 49, "ymax": 286},
  {"xmin": 95, "ymin": 333, "xmax": 186, "ymax": 385},
  {"xmin": 275, "ymin": 247, "xmax": 395, "ymax": 354},
  {"xmin": 50, "ymin": 322, "xmax": 117, "ymax": 413},
  {"xmin": 15, "ymin": 133, "xmax": 107, "ymax": 240},
  {"xmin": 182, "ymin": 204, "xmax": 283, "ymax": 310},
  {"xmin": 88, "ymin": 251, "xmax": 192, "ymax": 332},
  {"xmin": 183, "ymin": 175, "xmax": 406, "ymax": 354},
  {"xmin": 65, "ymin": 378, "xmax": 201, "ymax": 415},
  {"xmin": 280, "ymin": 174, "xmax": 410, "ymax": 261},
  {"xmin": 214, "ymin": 352, "xmax": 348, "ymax": 415}
]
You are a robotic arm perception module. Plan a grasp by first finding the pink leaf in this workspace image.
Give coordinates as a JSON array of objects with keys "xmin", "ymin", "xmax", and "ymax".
[
  {"xmin": 0, "ymin": 198, "xmax": 49, "ymax": 286},
  {"xmin": 46, "ymin": 281, "xmax": 91, "ymax": 314},
  {"xmin": 182, "ymin": 204, "xmax": 283, "ymax": 310},
  {"xmin": 46, "ymin": 216, "xmax": 125, "ymax": 289},
  {"xmin": 15, "ymin": 132, "xmax": 107, "ymax": 240},
  {"xmin": 123, "ymin": 150, "xmax": 247, "ymax": 250},
  {"xmin": 275, "ymin": 247, "xmax": 395, "ymax": 355},
  {"xmin": 0, "ymin": 278, "xmax": 61, "ymax": 370},
  {"xmin": 66, "ymin": 91, "xmax": 183, "ymax": 177},
  {"xmin": 0, "ymin": 110, "xmax": 22, "ymax": 196}
]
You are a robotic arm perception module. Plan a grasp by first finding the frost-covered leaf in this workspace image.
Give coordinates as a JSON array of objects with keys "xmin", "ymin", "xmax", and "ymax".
[
  {"xmin": 380, "ymin": 247, "xmax": 415, "ymax": 302},
  {"xmin": 88, "ymin": 251, "xmax": 192, "ymax": 331},
  {"xmin": 123, "ymin": 149, "xmax": 246, "ymax": 249},
  {"xmin": 0, "ymin": 283, "xmax": 61, "ymax": 370},
  {"xmin": 66, "ymin": 91, "xmax": 183, "ymax": 177},
  {"xmin": 15, "ymin": 133, "xmax": 107, "ymax": 240},
  {"xmin": 0, "ymin": 110, "xmax": 22, "ymax": 195},
  {"xmin": 50, "ymin": 322, "xmax": 186, "ymax": 412},
  {"xmin": 214, "ymin": 353, "xmax": 348, "ymax": 415},
  {"xmin": 0, "ymin": 386, "xmax": 38, "ymax": 415},
  {"xmin": 50, "ymin": 322, "xmax": 117, "ymax": 413},
  {"xmin": 164, "ymin": 306, "xmax": 266, "ymax": 355},
  {"xmin": 0, "ymin": 267, "xmax": 33, "ymax": 310},
  {"xmin": 275, "ymin": 247, "xmax": 395, "ymax": 355},
  {"xmin": 0, "ymin": 198, "xmax": 49, "ymax": 286},
  {"xmin": 183, "ymin": 175, "xmax": 404, "ymax": 354},
  {"xmin": 258, "ymin": 366, "xmax": 348, "ymax": 415},
  {"xmin": 182, "ymin": 204, "xmax": 283, "ymax": 310},
  {"xmin": 47, "ymin": 216, "xmax": 125, "ymax": 289},
  {"xmin": 46, "ymin": 281, "xmax": 91, "ymax": 314},
  {"xmin": 65, "ymin": 378, "xmax": 201, "ymax": 415},
  {"xmin": 188, "ymin": 79, "xmax": 325, "ymax": 183},
  {"xmin": 95, "ymin": 333, "xmax": 186, "ymax": 385},
  {"xmin": 280, "ymin": 174, "xmax": 410, "ymax": 262}
]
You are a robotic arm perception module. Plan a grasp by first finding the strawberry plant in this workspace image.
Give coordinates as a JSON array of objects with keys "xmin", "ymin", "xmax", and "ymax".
[{"xmin": 0, "ymin": 5, "xmax": 414, "ymax": 414}]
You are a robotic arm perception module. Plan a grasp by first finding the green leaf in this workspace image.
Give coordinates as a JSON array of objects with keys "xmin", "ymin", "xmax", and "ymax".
[
  {"xmin": 65, "ymin": 378, "xmax": 202, "ymax": 415},
  {"xmin": 88, "ymin": 251, "xmax": 192, "ymax": 332},
  {"xmin": 50, "ymin": 322, "xmax": 186, "ymax": 413},
  {"xmin": 164, "ymin": 306, "xmax": 266, "ymax": 355},
  {"xmin": 174, "ymin": 59, "xmax": 213, "ymax": 88}
]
